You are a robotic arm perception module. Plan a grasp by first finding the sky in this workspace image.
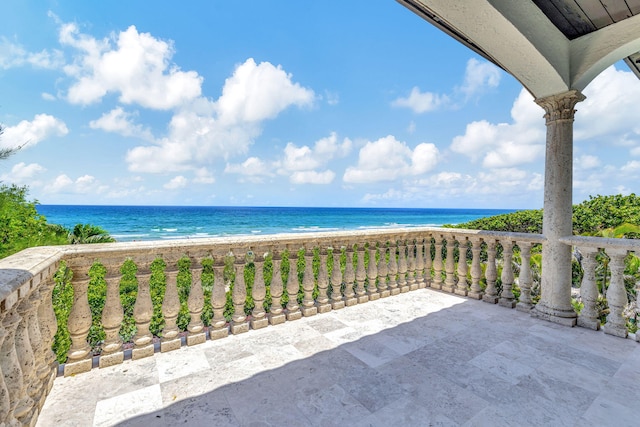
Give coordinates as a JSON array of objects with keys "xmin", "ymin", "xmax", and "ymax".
[{"xmin": 1, "ymin": 1, "xmax": 639, "ymax": 209}]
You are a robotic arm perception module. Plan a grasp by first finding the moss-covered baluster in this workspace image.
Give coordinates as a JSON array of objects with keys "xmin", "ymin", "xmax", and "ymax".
[
  {"xmin": 1, "ymin": 307, "xmax": 33, "ymax": 422},
  {"xmin": 15, "ymin": 296, "xmax": 37, "ymax": 424},
  {"xmin": 231, "ymin": 252, "xmax": 250, "ymax": 334},
  {"xmin": 423, "ymin": 236, "xmax": 433, "ymax": 288},
  {"xmin": 64, "ymin": 265, "xmax": 92, "ymax": 376},
  {"xmin": 516, "ymin": 242, "xmax": 535, "ymax": 313},
  {"xmin": 354, "ymin": 243, "xmax": 368, "ymax": 304},
  {"xmin": 388, "ymin": 241, "xmax": 399, "ymax": 296},
  {"xmin": 251, "ymin": 251, "xmax": 269, "ymax": 329},
  {"xmin": 415, "ymin": 238, "xmax": 425, "ymax": 289},
  {"xmin": 316, "ymin": 248, "xmax": 331, "ymax": 313},
  {"xmin": 442, "ymin": 236, "xmax": 456, "ymax": 293},
  {"xmin": 432, "ymin": 236, "xmax": 443, "ymax": 290},
  {"xmin": 187, "ymin": 267, "xmax": 206, "ymax": 345},
  {"xmin": 132, "ymin": 271, "xmax": 154, "ymax": 359},
  {"xmin": 455, "ymin": 237, "xmax": 469, "ymax": 296},
  {"xmin": 407, "ymin": 240, "xmax": 418, "ymax": 291},
  {"xmin": 268, "ymin": 250, "xmax": 286, "ymax": 325},
  {"xmin": 604, "ymin": 248, "xmax": 629, "ymax": 338},
  {"xmin": 468, "ymin": 238, "xmax": 483, "ymax": 300},
  {"xmin": 483, "ymin": 240, "xmax": 499, "ymax": 304},
  {"xmin": 301, "ymin": 247, "xmax": 318, "ymax": 317},
  {"xmin": 99, "ymin": 266, "xmax": 124, "ymax": 367},
  {"xmin": 161, "ymin": 268, "xmax": 181, "ymax": 351},
  {"xmin": 498, "ymin": 240, "xmax": 516, "ymax": 308},
  {"xmin": 367, "ymin": 243, "xmax": 380, "ymax": 300},
  {"xmin": 330, "ymin": 245, "xmax": 345, "ymax": 310},
  {"xmin": 343, "ymin": 245, "xmax": 357, "ymax": 306},
  {"xmin": 210, "ymin": 260, "xmax": 230, "ymax": 339},
  {"xmin": 286, "ymin": 248, "xmax": 302, "ymax": 320},
  {"xmin": 377, "ymin": 243, "xmax": 390, "ymax": 298},
  {"xmin": 398, "ymin": 239, "xmax": 409, "ymax": 293}
]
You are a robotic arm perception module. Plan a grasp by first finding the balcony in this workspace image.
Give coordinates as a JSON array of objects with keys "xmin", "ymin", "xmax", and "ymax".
[{"xmin": 1, "ymin": 227, "xmax": 639, "ymax": 426}]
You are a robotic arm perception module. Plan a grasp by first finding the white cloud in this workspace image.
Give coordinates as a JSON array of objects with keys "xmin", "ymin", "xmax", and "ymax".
[
  {"xmin": 324, "ymin": 90, "xmax": 339, "ymax": 106},
  {"xmin": 89, "ymin": 107, "xmax": 153, "ymax": 140},
  {"xmin": 193, "ymin": 168, "xmax": 215, "ymax": 184},
  {"xmin": 1, "ymin": 114, "xmax": 68, "ymax": 149},
  {"xmin": 0, "ymin": 162, "xmax": 46, "ymax": 184},
  {"xmin": 60, "ymin": 23, "xmax": 202, "ymax": 109},
  {"xmin": 290, "ymin": 170, "xmax": 335, "ymax": 185},
  {"xmin": 451, "ymin": 89, "xmax": 545, "ymax": 168},
  {"xmin": 126, "ymin": 58, "xmax": 315, "ymax": 173},
  {"xmin": 164, "ymin": 175, "xmax": 188, "ymax": 190},
  {"xmin": 41, "ymin": 93, "xmax": 56, "ymax": 101},
  {"xmin": 225, "ymin": 157, "xmax": 272, "ymax": 176},
  {"xmin": 276, "ymin": 132, "xmax": 351, "ymax": 185},
  {"xmin": 575, "ymin": 154, "xmax": 601, "ymax": 170},
  {"xmin": 391, "ymin": 87, "xmax": 448, "ymax": 113},
  {"xmin": 216, "ymin": 58, "xmax": 315, "ymax": 124},
  {"xmin": 43, "ymin": 174, "xmax": 99, "ymax": 194},
  {"xmin": 621, "ymin": 160, "xmax": 640, "ymax": 172},
  {"xmin": 575, "ymin": 66, "xmax": 640, "ymax": 142},
  {"xmin": 458, "ymin": 58, "xmax": 501, "ymax": 98},
  {"xmin": 343, "ymin": 135, "xmax": 439, "ymax": 183},
  {"xmin": 0, "ymin": 37, "xmax": 64, "ymax": 70}
]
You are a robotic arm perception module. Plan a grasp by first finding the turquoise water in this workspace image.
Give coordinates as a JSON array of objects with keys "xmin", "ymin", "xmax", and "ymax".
[{"xmin": 36, "ymin": 205, "xmax": 514, "ymax": 242}]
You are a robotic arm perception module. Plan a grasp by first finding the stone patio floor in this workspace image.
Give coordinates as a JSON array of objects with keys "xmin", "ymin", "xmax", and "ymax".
[{"xmin": 37, "ymin": 289, "xmax": 640, "ymax": 426}]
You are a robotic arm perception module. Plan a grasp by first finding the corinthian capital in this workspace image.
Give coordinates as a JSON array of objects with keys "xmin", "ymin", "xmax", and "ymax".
[{"xmin": 535, "ymin": 90, "xmax": 586, "ymax": 124}]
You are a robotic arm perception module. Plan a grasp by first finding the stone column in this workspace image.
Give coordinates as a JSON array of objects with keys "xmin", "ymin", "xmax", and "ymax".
[{"xmin": 532, "ymin": 89, "xmax": 585, "ymax": 326}]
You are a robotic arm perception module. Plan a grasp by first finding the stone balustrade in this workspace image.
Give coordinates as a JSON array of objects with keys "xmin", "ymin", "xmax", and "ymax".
[{"xmin": 2, "ymin": 227, "xmax": 640, "ymax": 426}]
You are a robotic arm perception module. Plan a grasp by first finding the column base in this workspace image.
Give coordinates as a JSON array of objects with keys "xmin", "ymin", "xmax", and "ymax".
[
  {"xmin": 132, "ymin": 343, "xmax": 155, "ymax": 360},
  {"xmin": 187, "ymin": 332, "xmax": 207, "ymax": 346},
  {"xmin": 467, "ymin": 291, "xmax": 483, "ymax": 300},
  {"xmin": 230, "ymin": 321, "xmax": 249, "ymax": 334},
  {"xmin": 286, "ymin": 310, "xmax": 302, "ymax": 321},
  {"xmin": 530, "ymin": 304, "xmax": 577, "ymax": 327},
  {"xmin": 99, "ymin": 351, "xmax": 124, "ymax": 368},
  {"xmin": 389, "ymin": 288, "xmax": 400, "ymax": 296},
  {"xmin": 316, "ymin": 302, "xmax": 332, "ymax": 313},
  {"xmin": 345, "ymin": 297, "xmax": 358, "ymax": 307},
  {"xmin": 209, "ymin": 327, "xmax": 229, "ymax": 340},
  {"xmin": 331, "ymin": 300, "xmax": 345, "ymax": 310},
  {"xmin": 515, "ymin": 302, "xmax": 533, "ymax": 313},
  {"xmin": 454, "ymin": 289, "xmax": 468, "ymax": 297},
  {"xmin": 64, "ymin": 357, "xmax": 92, "ymax": 377},
  {"xmin": 160, "ymin": 337, "xmax": 181, "ymax": 352},
  {"xmin": 269, "ymin": 312, "xmax": 286, "ymax": 325},
  {"xmin": 603, "ymin": 324, "xmax": 628, "ymax": 338},
  {"xmin": 368, "ymin": 292, "xmax": 380, "ymax": 301},
  {"xmin": 482, "ymin": 295, "xmax": 499, "ymax": 304},
  {"xmin": 301, "ymin": 306, "xmax": 318, "ymax": 317},
  {"xmin": 498, "ymin": 298, "xmax": 516, "ymax": 309},
  {"xmin": 379, "ymin": 290, "xmax": 391, "ymax": 298},
  {"xmin": 577, "ymin": 316, "xmax": 600, "ymax": 330}
]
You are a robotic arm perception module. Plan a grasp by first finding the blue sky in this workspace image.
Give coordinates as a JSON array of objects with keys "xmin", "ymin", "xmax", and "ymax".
[{"xmin": 1, "ymin": 1, "xmax": 639, "ymax": 209}]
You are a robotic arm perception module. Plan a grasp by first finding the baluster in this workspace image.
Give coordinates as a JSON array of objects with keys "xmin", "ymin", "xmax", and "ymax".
[
  {"xmin": 251, "ymin": 251, "xmax": 269, "ymax": 329},
  {"xmin": 636, "ymin": 251, "xmax": 640, "ymax": 343},
  {"xmin": 161, "ymin": 268, "xmax": 181, "ymax": 351},
  {"xmin": 0, "ymin": 312, "xmax": 19, "ymax": 427},
  {"xmin": 442, "ymin": 236, "xmax": 456, "ymax": 293},
  {"xmin": 301, "ymin": 247, "xmax": 318, "ymax": 316},
  {"xmin": 343, "ymin": 245, "xmax": 357, "ymax": 306},
  {"xmin": 15, "ymin": 296, "xmax": 37, "ymax": 424},
  {"xmin": 424, "ymin": 236, "xmax": 433, "ymax": 288},
  {"xmin": 355, "ymin": 244, "xmax": 369, "ymax": 303},
  {"xmin": 499, "ymin": 240, "xmax": 516, "ymax": 308},
  {"xmin": 316, "ymin": 248, "xmax": 332, "ymax": 313},
  {"xmin": 24, "ymin": 289, "xmax": 47, "ymax": 411},
  {"xmin": 231, "ymin": 253, "xmax": 250, "ymax": 333},
  {"xmin": 37, "ymin": 278, "xmax": 58, "ymax": 396},
  {"xmin": 1, "ymin": 307, "xmax": 32, "ymax": 423},
  {"xmin": 576, "ymin": 247, "xmax": 599, "ymax": 329},
  {"xmin": 604, "ymin": 248, "xmax": 629, "ymax": 338},
  {"xmin": 483, "ymin": 240, "xmax": 499, "ymax": 303},
  {"xmin": 468, "ymin": 238, "xmax": 483, "ymax": 299},
  {"xmin": 367, "ymin": 243, "xmax": 380, "ymax": 300},
  {"xmin": 99, "ymin": 267, "xmax": 125, "ymax": 366},
  {"xmin": 388, "ymin": 241, "xmax": 400, "ymax": 295},
  {"xmin": 415, "ymin": 238, "xmax": 425, "ymax": 289},
  {"xmin": 407, "ymin": 240, "xmax": 418, "ymax": 291},
  {"xmin": 330, "ymin": 246, "xmax": 346, "ymax": 309},
  {"xmin": 432, "ymin": 236, "xmax": 443, "ymax": 290},
  {"xmin": 516, "ymin": 242, "xmax": 535, "ymax": 312},
  {"xmin": 286, "ymin": 248, "xmax": 302, "ymax": 320},
  {"xmin": 398, "ymin": 240, "xmax": 409, "ymax": 293},
  {"xmin": 132, "ymin": 272, "xmax": 154, "ymax": 359},
  {"xmin": 268, "ymin": 250, "xmax": 286, "ymax": 325},
  {"xmin": 455, "ymin": 237, "xmax": 469, "ymax": 296},
  {"xmin": 64, "ymin": 266, "xmax": 92, "ymax": 376},
  {"xmin": 187, "ymin": 268, "xmax": 206, "ymax": 345},
  {"xmin": 210, "ymin": 260, "xmax": 230, "ymax": 338},
  {"xmin": 377, "ymin": 243, "xmax": 390, "ymax": 298}
]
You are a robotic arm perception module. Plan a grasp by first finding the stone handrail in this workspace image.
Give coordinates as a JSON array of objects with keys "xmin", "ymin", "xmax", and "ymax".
[{"xmin": 0, "ymin": 226, "xmax": 563, "ymax": 427}]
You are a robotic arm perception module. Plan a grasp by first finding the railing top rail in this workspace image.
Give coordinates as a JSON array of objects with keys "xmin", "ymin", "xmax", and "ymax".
[{"xmin": 560, "ymin": 235, "xmax": 640, "ymax": 252}]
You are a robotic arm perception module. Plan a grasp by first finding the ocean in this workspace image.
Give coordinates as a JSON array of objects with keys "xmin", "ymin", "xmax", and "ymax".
[{"xmin": 35, "ymin": 205, "xmax": 515, "ymax": 242}]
